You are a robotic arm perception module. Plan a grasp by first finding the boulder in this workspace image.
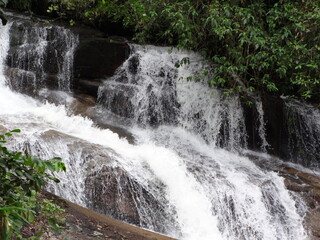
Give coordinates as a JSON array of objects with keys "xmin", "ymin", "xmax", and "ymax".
[
  {"xmin": 85, "ymin": 166, "xmax": 141, "ymax": 226},
  {"xmin": 276, "ymin": 166, "xmax": 320, "ymax": 239},
  {"xmin": 84, "ymin": 166, "xmax": 175, "ymax": 234}
]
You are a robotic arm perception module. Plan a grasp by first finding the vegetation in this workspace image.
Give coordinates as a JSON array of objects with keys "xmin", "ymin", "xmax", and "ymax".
[
  {"xmin": 5, "ymin": 0, "xmax": 320, "ymax": 102},
  {"xmin": 5, "ymin": 0, "xmax": 31, "ymax": 12},
  {"xmin": 0, "ymin": 129, "xmax": 66, "ymax": 240}
]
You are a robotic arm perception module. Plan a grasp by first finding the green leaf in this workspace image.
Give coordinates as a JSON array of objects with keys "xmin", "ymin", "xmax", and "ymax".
[
  {"xmin": 10, "ymin": 129, "xmax": 21, "ymax": 133},
  {"xmin": 13, "ymin": 152, "xmax": 22, "ymax": 160}
]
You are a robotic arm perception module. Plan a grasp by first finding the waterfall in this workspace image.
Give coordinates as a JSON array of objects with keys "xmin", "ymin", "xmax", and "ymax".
[
  {"xmin": 0, "ymin": 20, "xmax": 311, "ymax": 240},
  {"xmin": 0, "ymin": 23, "xmax": 10, "ymax": 87},
  {"xmin": 284, "ymin": 99, "xmax": 320, "ymax": 168},
  {"xmin": 255, "ymin": 97, "xmax": 269, "ymax": 152},
  {"xmin": 5, "ymin": 19, "xmax": 78, "ymax": 95},
  {"xmin": 98, "ymin": 45, "xmax": 248, "ymax": 151}
]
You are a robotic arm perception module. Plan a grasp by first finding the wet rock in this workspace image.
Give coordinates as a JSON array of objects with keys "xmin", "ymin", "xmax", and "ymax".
[
  {"xmin": 277, "ymin": 166, "xmax": 320, "ymax": 239},
  {"xmin": 4, "ymin": 67, "xmax": 38, "ymax": 95},
  {"xmin": 38, "ymin": 89, "xmax": 74, "ymax": 107},
  {"xmin": 67, "ymin": 93, "xmax": 135, "ymax": 143},
  {"xmin": 73, "ymin": 37, "xmax": 129, "ymax": 80},
  {"xmin": 243, "ymin": 94, "xmax": 320, "ymax": 168},
  {"xmin": 84, "ymin": 166, "xmax": 173, "ymax": 234},
  {"xmin": 5, "ymin": 13, "xmax": 130, "ymax": 98},
  {"xmin": 243, "ymin": 95, "xmax": 286, "ymax": 154},
  {"xmin": 97, "ymin": 53, "xmax": 180, "ymax": 126},
  {"xmin": 68, "ymin": 94, "xmax": 96, "ymax": 116},
  {"xmin": 7, "ymin": 22, "xmax": 60, "ymax": 77},
  {"xmin": 42, "ymin": 191, "xmax": 176, "ymax": 240},
  {"xmin": 0, "ymin": 9, "xmax": 7, "ymax": 25},
  {"xmin": 73, "ymin": 79, "xmax": 102, "ymax": 98},
  {"xmin": 307, "ymin": 208, "xmax": 320, "ymax": 240},
  {"xmin": 39, "ymin": 130, "xmax": 117, "ymax": 170},
  {"xmin": 128, "ymin": 55, "xmax": 139, "ymax": 75},
  {"xmin": 92, "ymin": 121, "xmax": 135, "ymax": 144},
  {"xmin": 5, "ymin": 19, "xmax": 77, "ymax": 94},
  {"xmin": 85, "ymin": 166, "xmax": 145, "ymax": 226},
  {"xmin": 98, "ymin": 84, "xmax": 135, "ymax": 119},
  {"xmin": 278, "ymin": 167, "xmax": 320, "ymax": 193},
  {"xmin": 7, "ymin": 21, "xmax": 33, "ymax": 47}
]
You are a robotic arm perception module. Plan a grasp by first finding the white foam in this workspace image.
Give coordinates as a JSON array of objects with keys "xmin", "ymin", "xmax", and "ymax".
[{"xmin": 0, "ymin": 22, "xmax": 310, "ymax": 240}]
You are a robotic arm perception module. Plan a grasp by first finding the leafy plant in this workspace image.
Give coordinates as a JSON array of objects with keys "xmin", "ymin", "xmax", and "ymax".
[
  {"xmin": 11, "ymin": 0, "xmax": 320, "ymax": 102},
  {"xmin": 0, "ymin": 129, "xmax": 66, "ymax": 240},
  {"xmin": 76, "ymin": 0, "xmax": 320, "ymax": 101},
  {"xmin": 48, "ymin": 0, "xmax": 96, "ymax": 20}
]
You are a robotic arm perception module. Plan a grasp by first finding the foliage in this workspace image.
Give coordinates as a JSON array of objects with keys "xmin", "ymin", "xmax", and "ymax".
[
  {"xmin": 6, "ymin": 0, "xmax": 32, "ymax": 11},
  {"xmin": 0, "ymin": 129, "xmax": 66, "ymax": 240},
  {"xmin": 9, "ymin": 0, "xmax": 320, "ymax": 102},
  {"xmin": 47, "ymin": 0, "xmax": 96, "ymax": 21},
  {"xmin": 45, "ymin": 0, "xmax": 320, "ymax": 102}
]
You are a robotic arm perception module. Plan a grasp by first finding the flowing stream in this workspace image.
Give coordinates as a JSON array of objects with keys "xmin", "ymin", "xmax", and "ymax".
[{"xmin": 0, "ymin": 21, "xmax": 311, "ymax": 240}]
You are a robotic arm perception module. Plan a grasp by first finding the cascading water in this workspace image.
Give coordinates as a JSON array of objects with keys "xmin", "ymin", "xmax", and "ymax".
[
  {"xmin": 255, "ymin": 98, "xmax": 269, "ymax": 152},
  {"xmin": 97, "ymin": 45, "xmax": 308, "ymax": 239},
  {"xmin": 283, "ymin": 99, "xmax": 320, "ymax": 168},
  {"xmin": 0, "ymin": 19, "xmax": 312, "ymax": 240},
  {"xmin": 98, "ymin": 45, "xmax": 247, "ymax": 151},
  {"xmin": 5, "ymin": 17, "xmax": 78, "ymax": 95},
  {"xmin": 0, "ymin": 22, "xmax": 10, "ymax": 89}
]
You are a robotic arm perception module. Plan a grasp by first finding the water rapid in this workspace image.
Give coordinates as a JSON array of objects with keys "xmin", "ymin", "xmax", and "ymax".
[{"xmin": 0, "ymin": 21, "xmax": 310, "ymax": 240}]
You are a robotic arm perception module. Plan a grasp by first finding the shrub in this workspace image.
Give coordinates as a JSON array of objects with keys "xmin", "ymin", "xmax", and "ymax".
[
  {"xmin": 0, "ymin": 129, "xmax": 66, "ymax": 240},
  {"xmin": 55, "ymin": 0, "xmax": 320, "ymax": 101},
  {"xmin": 11, "ymin": 0, "xmax": 320, "ymax": 101}
]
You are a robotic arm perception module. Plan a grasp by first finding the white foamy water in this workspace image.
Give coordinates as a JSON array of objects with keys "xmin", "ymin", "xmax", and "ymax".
[
  {"xmin": 255, "ymin": 97, "xmax": 269, "ymax": 152},
  {"xmin": 0, "ymin": 22, "xmax": 309, "ymax": 240},
  {"xmin": 0, "ymin": 23, "xmax": 10, "ymax": 87},
  {"xmin": 98, "ymin": 45, "xmax": 247, "ymax": 151},
  {"xmin": 6, "ymin": 20, "xmax": 78, "ymax": 94}
]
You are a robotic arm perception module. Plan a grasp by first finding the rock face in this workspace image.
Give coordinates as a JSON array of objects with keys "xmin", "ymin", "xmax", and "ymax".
[
  {"xmin": 243, "ymin": 96, "xmax": 288, "ymax": 156},
  {"xmin": 98, "ymin": 51, "xmax": 180, "ymax": 127},
  {"xmin": 244, "ymin": 95, "xmax": 320, "ymax": 168},
  {"xmin": 5, "ymin": 19, "xmax": 78, "ymax": 94},
  {"xmin": 85, "ymin": 166, "xmax": 143, "ymax": 226},
  {"xmin": 72, "ymin": 32, "xmax": 130, "ymax": 97},
  {"xmin": 84, "ymin": 166, "xmax": 174, "ymax": 234},
  {"xmin": 5, "ymin": 13, "xmax": 130, "ymax": 98},
  {"xmin": 277, "ymin": 167, "xmax": 320, "ymax": 239},
  {"xmin": 74, "ymin": 37, "xmax": 129, "ymax": 79}
]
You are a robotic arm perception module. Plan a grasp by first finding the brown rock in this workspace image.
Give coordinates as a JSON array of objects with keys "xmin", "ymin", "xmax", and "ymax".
[
  {"xmin": 85, "ymin": 166, "xmax": 145, "ymax": 226},
  {"xmin": 68, "ymin": 94, "xmax": 96, "ymax": 116},
  {"xmin": 277, "ymin": 166, "xmax": 320, "ymax": 239}
]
